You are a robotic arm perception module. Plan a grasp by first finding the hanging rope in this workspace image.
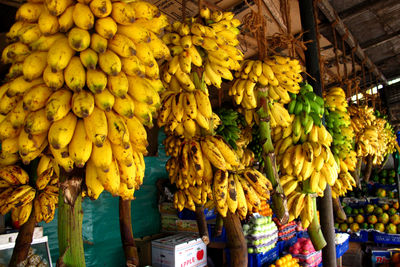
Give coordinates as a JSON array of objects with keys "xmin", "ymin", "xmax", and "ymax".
[
  {"xmin": 361, "ymin": 59, "xmax": 366, "ymax": 92},
  {"xmin": 313, "ymin": 0, "xmax": 325, "ymax": 91},
  {"xmin": 331, "ymin": 21, "xmax": 342, "ymax": 87}
]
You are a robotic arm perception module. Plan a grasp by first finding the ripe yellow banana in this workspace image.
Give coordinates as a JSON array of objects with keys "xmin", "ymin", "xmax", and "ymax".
[
  {"xmin": 91, "ymin": 138, "xmax": 112, "ymax": 172},
  {"xmin": 38, "ymin": 8, "xmax": 59, "ymax": 35},
  {"xmin": 24, "ymin": 108, "xmax": 51, "ymax": 135},
  {"xmin": 48, "ymin": 112, "xmax": 77, "ymax": 149},
  {"xmin": 91, "ymin": 33, "xmax": 108, "ymax": 53},
  {"xmin": 113, "ymin": 94, "xmax": 135, "ymax": 118},
  {"xmin": 85, "ymin": 160, "xmax": 104, "ymax": 200},
  {"xmin": 73, "ymin": 3, "xmax": 94, "ymax": 30},
  {"xmin": 68, "ymin": 27, "xmax": 91, "ymax": 51},
  {"xmin": 47, "ymin": 36, "xmax": 75, "ymax": 72},
  {"xmin": 94, "ymin": 88, "xmax": 115, "ymax": 111},
  {"xmin": 87, "ymin": 68, "xmax": 108, "ymax": 93},
  {"xmin": 22, "ymin": 51, "xmax": 47, "ymax": 81},
  {"xmin": 46, "ymin": 89, "xmax": 72, "ymax": 121},
  {"xmin": 90, "ymin": 0, "xmax": 112, "ymax": 18},
  {"xmin": 95, "ymin": 17, "xmax": 117, "ymax": 39},
  {"xmin": 98, "ymin": 49, "xmax": 121, "ymax": 76},
  {"xmin": 64, "ymin": 56, "xmax": 86, "ymax": 91},
  {"xmin": 72, "ymin": 90, "xmax": 95, "ymax": 118},
  {"xmin": 43, "ymin": 65, "xmax": 64, "ymax": 90},
  {"xmin": 111, "ymin": 2, "xmax": 135, "ymax": 25},
  {"xmin": 69, "ymin": 119, "xmax": 92, "ymax": 168},
  {"xmin": 107, "ymin": 71, "xmax": 129, "ymax": 98},
  {"xmin": 96, "ymin": 157, "xmax": 120, "ymax": 196},
  {"xmin": 79, "ymin": 48, "xmax": 98, "ymax": 69},
  {"xmin": 58, "ymin": 5, "xmax": 74, "ymax": 32},
  {"xmin": 84, "ymin": 106, "xmax": 108, "ymax": 147}
]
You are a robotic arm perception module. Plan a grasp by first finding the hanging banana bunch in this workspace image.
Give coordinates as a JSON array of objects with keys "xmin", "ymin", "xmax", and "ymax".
[
  {"xmin": 0, "ymin": 160, "xmax": 60, "ymax": 227},
  {"xmin": 323, "ymin": 87, "xmax": 357, "ymax": 198},
  {"xmin": 0, "ymin": 0, "xmax": 170, "ymax": 209},
  {"xmin": 270, "ymin": 82, "xmax": 339, "ymax": 228},
  {"xmin": 161, "ymin": 7, "xmax": 243, "ymax": 91}
]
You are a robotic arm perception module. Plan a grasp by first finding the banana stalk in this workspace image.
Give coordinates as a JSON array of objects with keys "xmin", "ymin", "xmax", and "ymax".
[
  {"xmin": 257, "ymin": 90, "xmax": 289, "ymax": 224},
  {"xmin": 57, "ymin": 171, "xmax": 85, "ymax": 267},
  {"xmin": 364, "ymin": 155, "xmax": 373, "ymax": 183},
  {"xmin": 307, "ymin": 195, "xmax": 327, "ymax": 251},
  {"xmin": 9, "ymin": 208, "xmax": 36, "ymax": 267},
  {"xmin": 119, "ymin": 198, "xmax": 139, "ymax": 266},
  {"xmin": 195, "ymin": 205, "xmax": 209, "ymax": 245},
  {"xmin": 350, "ymin": 157, "xmax": 362, "ymax": 189},
  {"xmin": 332, "ymin": 197, "xmax": 347, "ymax": 222}
]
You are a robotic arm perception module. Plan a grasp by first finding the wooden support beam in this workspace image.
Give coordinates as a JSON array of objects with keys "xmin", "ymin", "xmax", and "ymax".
[
  {"xmin": 317, "ymin": 0, "xmax": 387, "ymax": 84},
  {"xmin": 361, "ymin": 30, "xmax": 400, "ymax": 50},
  {"xmin": 338, "ymin": 0, "xmax": 396, "ymax": 21}
]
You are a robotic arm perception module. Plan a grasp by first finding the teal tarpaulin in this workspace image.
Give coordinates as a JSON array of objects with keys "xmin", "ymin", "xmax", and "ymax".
[{"xmin": 42, "ymin": 132, "xmax": 169, "ymax": 266}]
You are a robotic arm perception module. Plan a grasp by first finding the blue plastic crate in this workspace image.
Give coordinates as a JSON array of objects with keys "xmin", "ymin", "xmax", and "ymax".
[
  {"xmin": 371, "ymin": 250, "xmax": 391, "ymax": 266},
  {"xmin": 208, "ymin": 223, "xmax": 227, "ymax": 243},
  {"xmin": 177, "ymin": 208, "xmax": 216, "ymax": 220},
  {"xmin": 279, "ymin": 235, "xmax": 298, "ymax": 253},
  {"xmin": 336, "ymin": 237, "xmax": 349, "ymax": 258},
  {"xmin": 349, "ymin": 230, "xmax": 369, "ymax": 242},
  {"xmin": 372, "ymin": 231, "xmax": 400, "ymax": 245},
  {"xmin": 248, "ymin": 245, "xmax": 279, "ymax": 267}
]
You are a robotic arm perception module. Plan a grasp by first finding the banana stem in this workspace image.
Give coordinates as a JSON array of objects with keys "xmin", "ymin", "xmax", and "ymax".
[
  {"xmin": 257, "ymin": 91, "xmax": 289, "ymax": 224},
  {"xmin": 332, "ymin": 197, "xmax": 347, "ymax": 222},
  {"xmin": 364, "ymin": 155, "xmax": 373, "ymax": 183},
  {"xmin": 307, "ymin": 196, "xmax": 327, "ymax": 251},
  {"xmin": 351, "ymin": 157, "xmax": 362, "ymax": 189},
  {"xmin": 119, "ymin": 198, "xmax": 139, "ymax": 266},
  {"xmin": 57, "ymin": 171, "xmax": 85, "ymax": 267},
  {"xmin": 195, "ymin": 205, "xmax": 209, "ymax": 245},
  {"xmin": 9, "ymin": 207, "xmax": 36, "ymax": 267}
]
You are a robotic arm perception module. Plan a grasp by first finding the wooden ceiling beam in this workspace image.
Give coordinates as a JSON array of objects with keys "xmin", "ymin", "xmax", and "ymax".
[
  {"xmin": 360, "ymin": 29, "xmax": 400, "ymax": 50},
  {"xmin": 317, "ymin": 0, "xmax": 387, "ymax": 84},
  {"xmin": 338, "ymin": 0, "xmax": 393, "ymax": 20}
]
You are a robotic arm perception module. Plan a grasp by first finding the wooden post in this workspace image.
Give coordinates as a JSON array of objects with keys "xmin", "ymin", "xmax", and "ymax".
[
  {"xmin": 57, "ymin": 171, "xmax": 85, "ymax": 267},
  {"xmin": 9, "ymin": 209, "xmax": 36, "ymax": 267},
  {"xmin": 119, "ymin": 198, "xmax": 139, "ymax": 267},
  {"xmin": 299, "ymin": 0, "xmax": 336, "ymax": 265},
  {"xmin": 222, "ymin": 212, "xmax": 247, "ymax": 267}
]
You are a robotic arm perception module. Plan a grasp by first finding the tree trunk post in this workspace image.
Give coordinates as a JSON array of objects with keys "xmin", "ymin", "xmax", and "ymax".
[
  {"xmin": 9, "ymin": 208, "xmax": 36, "ymax": 267},
  {"xmin": 119, "ymin": 198, "xmax": 139, "ymax": 267},
  {"xmin": 222, "ymin": 212, "xmax": 247, "ymax": 267},
  {"xmin": 195, "ymin": 205, "xmax": 209, "ymax": 245}
]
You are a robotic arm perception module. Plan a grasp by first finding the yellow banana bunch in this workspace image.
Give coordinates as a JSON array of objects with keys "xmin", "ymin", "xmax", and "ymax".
[
  {"xmin": 158, "ymin": 90, "xmax": 214, "ymax": 138},
  {"xmin": 231, "ymin": 57, "xmax": 302, "ymax": 108},
  {"xmin": 0, "ymin": 0, "xmax": 171, "ymax": 203},
  {"xmin": 161, "ymin": 8, "xmax": 243, "ymax": 90}
]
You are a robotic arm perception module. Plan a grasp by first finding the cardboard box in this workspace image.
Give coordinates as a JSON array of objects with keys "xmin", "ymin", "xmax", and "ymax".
[
  {"xmin": 152, "ymin": 233, "xmax": 207, "ymax": 267},
  {"xmin": 134, "ymin": 233, "xmax": 170, "ymax": 267}
]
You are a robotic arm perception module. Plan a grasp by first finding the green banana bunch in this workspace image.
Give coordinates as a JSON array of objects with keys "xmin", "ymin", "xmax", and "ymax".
[{"xmin": 215, "ymin": 108, "xmax": 244, "ymax": 150}]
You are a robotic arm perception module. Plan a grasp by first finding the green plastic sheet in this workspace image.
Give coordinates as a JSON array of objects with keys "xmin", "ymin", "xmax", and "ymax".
[{"xmin": 41, "ymin": 132, "xmax": 169, "ymax": 266}]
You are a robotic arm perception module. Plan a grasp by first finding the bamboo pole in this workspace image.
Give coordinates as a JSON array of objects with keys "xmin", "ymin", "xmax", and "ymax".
[{"xmin": 119, "ymin": 198, "xmax": 139, "ymax": 267}]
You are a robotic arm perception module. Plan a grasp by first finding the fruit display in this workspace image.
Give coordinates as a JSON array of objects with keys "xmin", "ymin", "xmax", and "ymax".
[
  {"xmin": 324, "ymin": 87, "xmax": 357, "ymax": 198},
  {"xmin": 336, "ymin": 200, "xmax": 400, "ymax": 234},
  {"xmin": 259, "ymin": 201, "xmax": 273, "ymax": 217},
  {"xmin": 243, "ymin": 215, "xmax": 278, "ymax": 254},
  {"xmin": 289, "ymin": 238, "xmax": 322, "ymax": 266},
  {"xmin": 273, "ymin": 219, "xmax": 297, "ymax": 242},
  {"xmin": 0, "ymin": 0, "xmax": 170, "ymax": 204},
  {"xmin": 0, "ymin": 163, "xmax": 59, "ymax": 227},
  {"xmin": 270, "ymin": 254, "xmax": 299, "ymax": 267},
  {"xmin": 349, "ymin": 106, "xmax": 397, "ymax": 165}
]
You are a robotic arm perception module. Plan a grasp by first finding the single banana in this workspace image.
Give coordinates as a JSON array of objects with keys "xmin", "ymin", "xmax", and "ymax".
[
  {"xmin": 48, "ymin": 112, "xmax": 77, "ymax": 149},
  {"xmin": 64, "ymin": 56, "xmax": 86, "ymax": 91},
  {"xmin": 84, "ymin": 106, "xmax": 108, "ymax": 147},
  {"xmin": 45, "ymin": 89, "xmax": 72, "ymax": 121}
]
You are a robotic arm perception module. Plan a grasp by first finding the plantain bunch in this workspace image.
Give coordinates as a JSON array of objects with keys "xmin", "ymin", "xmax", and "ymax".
[
  {"xmin": 161, "ymin": 7, "xmax": 243, "ymax": 90},
  {"xmin": 0, "ymin": 162, "xmax": 59, "ymax": 227},
  {"xmin": 0, "ymin": 0, "xmax": 172, "ymax": 201}
]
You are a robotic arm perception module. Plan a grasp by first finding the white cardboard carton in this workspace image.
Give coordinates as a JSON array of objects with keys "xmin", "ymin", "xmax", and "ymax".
[{"xmin": 152, "ymin": 233, "xmax": 207, "ymax": 267}]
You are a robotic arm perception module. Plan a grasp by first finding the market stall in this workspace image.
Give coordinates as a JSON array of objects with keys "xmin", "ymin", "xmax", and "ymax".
[{"xmin": 0, "ymin": 0, "xmax": 399, "ymax": 266}]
